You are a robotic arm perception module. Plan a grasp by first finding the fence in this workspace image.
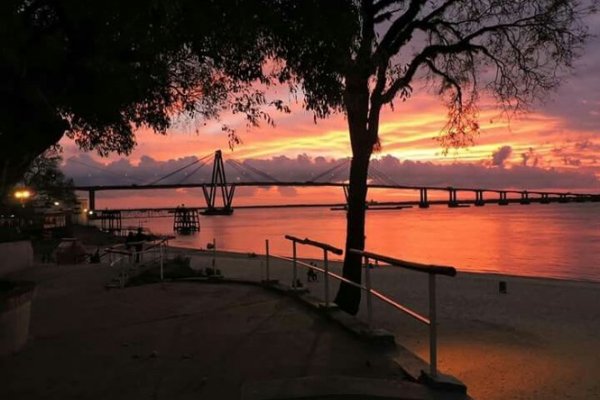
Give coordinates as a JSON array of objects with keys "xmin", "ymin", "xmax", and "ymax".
[
  {"xmin": 103, "ymin": 234, "xmax": 456, "ymax": 378},
  {"xmin": 348, "ymin": 248, "xmax": 455, "ymax": 378},
  {"xmin": 105, "ymin": 237, "xmax": 169, "ymax": 287},
  {"xmin": 263, "ymin": 235, "xmax": 456, "ymax": 379}
]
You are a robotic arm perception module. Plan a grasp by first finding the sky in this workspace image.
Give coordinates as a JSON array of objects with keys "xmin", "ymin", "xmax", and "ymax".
[{"xmin": 60, "ymin": 12, "xmax": 600, "ymax": 195}]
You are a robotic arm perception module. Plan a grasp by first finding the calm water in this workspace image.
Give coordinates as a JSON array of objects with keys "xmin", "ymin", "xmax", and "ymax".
[{"xmin": 121, "ymin": 203, "xmax": 599, "ymax": 282}]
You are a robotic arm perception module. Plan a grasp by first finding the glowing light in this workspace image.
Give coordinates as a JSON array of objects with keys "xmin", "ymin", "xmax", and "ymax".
[
  {"xmin": 14, "ymin": 190, "xmax": 31, "ymax": 200},
  {"xmin": 54, "ymin": 201, "xmax": 60, "ymax": 206}
]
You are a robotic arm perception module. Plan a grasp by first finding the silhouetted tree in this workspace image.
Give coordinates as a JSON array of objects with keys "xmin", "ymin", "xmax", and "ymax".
[
  {"xmin": 21, "ymin": 147, "xmax": 76, "ymax": 207},
  {"xmin": 268, "ymin": 0, "xmax": 593, "ymax": 314},
  {"xmin": 0, "ymin": 0, "xmax": 276, "ymax": 200}
]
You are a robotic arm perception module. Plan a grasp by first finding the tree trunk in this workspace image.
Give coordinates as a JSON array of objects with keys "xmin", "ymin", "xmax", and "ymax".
[{"xmin": 334, "ymin": 144, "xmax": 372, "ymax": 314}]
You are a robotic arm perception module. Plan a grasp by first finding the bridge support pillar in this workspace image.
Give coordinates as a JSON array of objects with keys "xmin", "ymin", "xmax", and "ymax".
[
  {"xmin": 520, "ymin": 191, "xmax": 530, "ymax": 205},
  {"xmin": 540, "ymin": 193, "xmax": 550, "ymax": 204},
  {"xmin": 419, "ymin": 188, "xmax": 429, "ymax": 208},
  {"xmin": 448, "ymin": 188, "xmax": 459, "ymax": 208},
  {"xmin": 202, "ymin": 150, "xmax": 235, "ymax": 215},
  {"xmin": 342, "ymin": 185, "xmax": 349, "ymax": 207},
  {"xmin": 558, "ymin": 194, "xmax": 570, "ymax": 203},
  {"xmin": 498, "ymin": 191, "xmax": 509, "ymax": 206},
  {"xmin": 474, "ymin": 190, "xmax": 485, "ymax": 206}
]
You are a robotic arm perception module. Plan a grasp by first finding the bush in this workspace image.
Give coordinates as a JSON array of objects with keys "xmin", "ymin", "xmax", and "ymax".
[
  {"xmin": 0, "ymin": 225, "xmax": 26, "ymax": 243},
  {"xmin": 126, "ymin": 256, "xmax": 198, "ymax": 286}
]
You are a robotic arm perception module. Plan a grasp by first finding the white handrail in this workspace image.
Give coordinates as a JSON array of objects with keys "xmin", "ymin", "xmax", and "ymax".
[
  {"xmin": 348, "ymin": 248, "xmax": 457, "ymax": 379},
  {"xmin": 106, "ymin": 238, "xmax": 169, "ymax": 286},
  {"xmin": 275, "ymin": 235, "xmax": 454, "ymax": 379},
  {"xmin": 168, "ymin": 236, "xmax": 452, "ymax": 379}
]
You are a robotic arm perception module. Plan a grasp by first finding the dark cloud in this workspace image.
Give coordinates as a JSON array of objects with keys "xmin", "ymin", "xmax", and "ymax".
[
  {"xmin": 574, "ymin": 139, "xmax": 600, "ymax": 152},
  {"xmin": 551, "ymin": 139, "xmax": 599, "ymax": 170},
  {"xmin": 491, "ymin": 146, "xmax": 512, "ymax": 167},
  {"xmin": 521, "ymin": 147, "xmax": 540, "ymax": 167},
  {"xmin": 537, "ymin": 13, "xmax": 600, "ymax": 133}
]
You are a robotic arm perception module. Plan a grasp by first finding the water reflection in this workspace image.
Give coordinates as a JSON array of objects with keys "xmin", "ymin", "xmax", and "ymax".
[{"xmin": 132, "ymin": 203, "xmax": 599, "ymax": 282}]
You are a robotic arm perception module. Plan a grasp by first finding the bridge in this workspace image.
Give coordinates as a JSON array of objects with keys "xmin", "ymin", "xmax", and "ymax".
[{"xmin": 74, "ymin": 150, "xmax": 600, "ymax": 215}]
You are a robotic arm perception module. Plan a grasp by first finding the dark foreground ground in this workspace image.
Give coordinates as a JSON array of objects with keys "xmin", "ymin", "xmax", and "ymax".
[{"xmin": 0, "ymin": 263, "xmax": 465, "ymax": 400}]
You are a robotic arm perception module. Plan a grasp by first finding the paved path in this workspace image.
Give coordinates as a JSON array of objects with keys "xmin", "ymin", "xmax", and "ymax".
[{"xmin": 1, "ymin": 263, "xmax": 464, "ymax": 399}]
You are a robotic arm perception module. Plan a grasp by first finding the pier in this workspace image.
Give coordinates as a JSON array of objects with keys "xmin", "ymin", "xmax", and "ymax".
[{"xmin": 172, "ymin": 207, "xmax": 200, "ymax": 234}]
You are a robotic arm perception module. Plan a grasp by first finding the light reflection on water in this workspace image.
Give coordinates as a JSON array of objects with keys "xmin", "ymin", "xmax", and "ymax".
[{"xmin": 124, "ymin": 203, "xmax": 599, "ymax": 282}]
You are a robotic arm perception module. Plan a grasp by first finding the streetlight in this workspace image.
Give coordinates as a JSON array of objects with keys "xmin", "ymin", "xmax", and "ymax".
[{"xmin": 14, "ymin": 189, "xmax": 31, "ymax": 206}]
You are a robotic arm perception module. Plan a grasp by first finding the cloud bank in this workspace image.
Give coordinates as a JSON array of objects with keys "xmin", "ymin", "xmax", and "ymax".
[{"xmin": 63, "ymin": 152, "xmax": 599, "ymax": 192}]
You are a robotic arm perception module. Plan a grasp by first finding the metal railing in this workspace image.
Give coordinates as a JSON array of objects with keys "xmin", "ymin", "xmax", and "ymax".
[
  {"xmin": 348, "ymin": 248, "xmax": 455, "ymax": 378},
  {"xmin": 127, "ymin": 234, "xmax": 455, "ymax": 378},
  {"xmin": 105, "ymin": 238, "xmax": 169, "ymax": 287},
  {"xmin": 262, "ymin": 235, "xmax": 456, "ymax": 379},
  {"xmin": 282, "ymin": 235, "xmax": 343, "ymax": 307}
]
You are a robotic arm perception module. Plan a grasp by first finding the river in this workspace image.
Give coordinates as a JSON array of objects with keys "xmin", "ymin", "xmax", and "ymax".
[{"xmin": 109, "ymin": 202, "xmax": 600, "ymax": 283}]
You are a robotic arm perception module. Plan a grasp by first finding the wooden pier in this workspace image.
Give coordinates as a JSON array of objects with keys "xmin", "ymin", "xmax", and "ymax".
[
  {"xmin": 173, "ymin": 207, "xmax": 200, "ymax": 234},
  {"xmin": 98, "ymin": 210, "xmax": 122, "ymax": 232}
]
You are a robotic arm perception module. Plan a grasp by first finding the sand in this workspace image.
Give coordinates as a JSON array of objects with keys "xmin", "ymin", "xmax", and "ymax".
[{"xmin": 173, "ymin": 246, "xmax": 600, "ymax": 400}]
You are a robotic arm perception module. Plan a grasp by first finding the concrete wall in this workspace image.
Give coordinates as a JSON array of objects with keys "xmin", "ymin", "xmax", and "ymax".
[
  {"xmin": 0, "ymin": 241, "xmax": 34, "ymax": 276},
  {"xmin": 0, "ymin": 299, "xmax": 32, "ymax": 356}
]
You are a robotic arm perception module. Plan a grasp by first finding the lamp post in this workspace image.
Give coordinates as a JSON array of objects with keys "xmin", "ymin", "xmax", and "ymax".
[{"xmin": 14, "ymin": 189, "xmax": 31, "ymax": 207}]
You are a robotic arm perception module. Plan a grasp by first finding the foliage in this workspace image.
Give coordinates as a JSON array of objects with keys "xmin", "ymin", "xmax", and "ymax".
[
  {"xmin": 0, "ymin": 0, "xmax": 280, "ymax": 197},
  {"xmin": 0, "ymin": 224, "xmax": 26, "ymax": 243},
  {"xmin": 20, "ymin": 148, "xmax": 76, "ymax": 206}
]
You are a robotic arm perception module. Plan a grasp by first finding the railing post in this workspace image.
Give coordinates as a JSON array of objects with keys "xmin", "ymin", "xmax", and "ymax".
[
  {"xmin": 265, "ymin": 239, "xmax": 270, "ymax": 282},
  {"xmin": 365, "ymin": 256, "xmax": 373, "ymax": 329},
  {"xmin": 429, "ymin": 272, "xmax": 438, "ymax": 378},
  {"xmin": 323, "ymin": 249, "xmax": 329, "ymax": 307},
  {"xmin": 292, "ymin": 240, "xmax": 298, "ymax": 288},
  {"xmin": 120, "ymin": 258, "xmax": 126, "ymax": 289},
  {"xmin": 160, "ymin": 244, "xmax": 164, "ymax": 281},
  {"xmin": 212, "ymin": 238, "xmax": 216, "ymax": 269}
]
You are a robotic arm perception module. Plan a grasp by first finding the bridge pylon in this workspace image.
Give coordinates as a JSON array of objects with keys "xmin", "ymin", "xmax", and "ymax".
[{"xmin": 201, "ymin": 150, "xmax": 235, "ymax": 215}]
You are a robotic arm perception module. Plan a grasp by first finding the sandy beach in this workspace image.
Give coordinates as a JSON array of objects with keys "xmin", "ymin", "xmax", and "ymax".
[{"xmin": 176, "ymin": 246, "xmax": 600, "ymax": 400}]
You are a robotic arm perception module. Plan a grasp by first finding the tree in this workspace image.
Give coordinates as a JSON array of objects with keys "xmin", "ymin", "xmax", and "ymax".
[
  {"xmin": 21, "ymin": 148, "xmax": 76, "ymax": 207},
  {"xmin": 269, "ymin": 0, "xmax": 593, "ymax": 314},
  {"xmin": 0, "ymin": 0, "xmax": 277, "ymax": 201}
]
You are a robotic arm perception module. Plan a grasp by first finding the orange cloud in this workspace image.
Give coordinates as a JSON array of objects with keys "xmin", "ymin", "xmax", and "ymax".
[{"xmin": 60, "ymin": 85, "xmax": 600, "ymax": 181}]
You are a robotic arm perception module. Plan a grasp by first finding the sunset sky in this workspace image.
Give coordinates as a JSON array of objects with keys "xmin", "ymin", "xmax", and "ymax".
[{"xmin": 60, "ymin": 13, "xmax": 600, "ymax": 193}]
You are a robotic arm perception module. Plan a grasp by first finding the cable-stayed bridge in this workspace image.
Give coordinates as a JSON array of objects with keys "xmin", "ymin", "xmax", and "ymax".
[{"xmin": 73, "ymin": 150, "xmax": 600, "ymax": 216}]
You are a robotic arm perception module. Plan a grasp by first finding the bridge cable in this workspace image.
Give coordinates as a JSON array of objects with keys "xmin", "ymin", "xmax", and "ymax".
[
  {"xmin": 145, "ymin": 153, "xmax": 213, "ymax": 186},
  {"xmin": 368, "ymin": 168, "xmax": 393, "ymax": 186},
  {"xmin": 226, "ymin": 160, "xmax": 252, "ymax": 182},
  {"xmin": 368, "ymin": 164, "xmax": 399, "ymax": 186},
  {"xmin": 176, "ymin": 159, "xmax": 212, "ymax": 184},
  {"xmin": 227, "ymin": 159, "xmax": 281, "ymax": 183},
  {"xmin": 67, "ymin": 158, "xmax": 144, "ymax": 184},
  {"xmin": 308, "ymin": 159, "xmax": 350, "ymax": 183}
]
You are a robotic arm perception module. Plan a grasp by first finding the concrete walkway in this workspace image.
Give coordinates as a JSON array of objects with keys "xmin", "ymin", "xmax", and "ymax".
[{"xmin": 1, "ymin": 263, "xmax": 466, "ymax": 399}]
